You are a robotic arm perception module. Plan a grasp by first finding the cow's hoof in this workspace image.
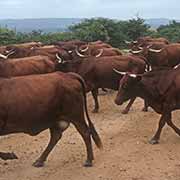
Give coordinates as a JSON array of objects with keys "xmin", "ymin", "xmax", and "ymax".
[
  {"xmin": 92, "ymin": 109, "xmax": 98, "ymax": 113},
  {"xmin": 121, "ymin": 110, "xmax": 128, "ymax": 114},
  {"xmin": 8, "ymin": 152, "xmax": 18, "ymax": 160},
  {"xmin": 84, "ymin": 160, "xmax": 92, "ymax": 167},
  {"xmin": 0, "ymin": 152, "xmax": 18, "ymax": 160},
  {"xmin": 33, "ymin": 160, "xmax": 44, "ymax": 167},
  {"xmin": 149, "ymin": 139, "xmax": 159, "ymax": 145},
  {"xmin": 142, "ymin": 108, "xmax": 148, "ymax": 112}
]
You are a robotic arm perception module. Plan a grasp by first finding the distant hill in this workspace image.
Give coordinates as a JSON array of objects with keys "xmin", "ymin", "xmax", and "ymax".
[
  {"xmin": 0, "ymin": 18, "xmax": 179, "ymax": 33},
  {"xmin": 145, "ymin": 18, "xmax": 177, "ymax": 28},
  {"xmin": 0, "ymin": 18, "xmax": 83, "ymax": 33}
]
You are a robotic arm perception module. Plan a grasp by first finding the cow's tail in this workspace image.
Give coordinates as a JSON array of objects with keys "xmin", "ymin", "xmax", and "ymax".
[{"xmin": 69, "ymin": 72, "xmax": 103, "ymax": 150}]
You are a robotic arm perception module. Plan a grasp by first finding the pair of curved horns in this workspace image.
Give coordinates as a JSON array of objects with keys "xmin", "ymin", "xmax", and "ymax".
[
  {"xmin": 113, "ymin": 68, "xmax": 138, "ymax": 78},
  {"xmin": 124, "ymin": 40, "xmax": 138, "ymax": 44}
]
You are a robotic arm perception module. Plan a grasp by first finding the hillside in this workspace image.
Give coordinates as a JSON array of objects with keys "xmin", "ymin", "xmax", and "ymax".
[
  {"xmin": 0, "ymin": 18, "xmax": 179, "ymax": 33},
  {"xmin": 0, "ymin": 18, "xmax": 83, "ymax": 33}
]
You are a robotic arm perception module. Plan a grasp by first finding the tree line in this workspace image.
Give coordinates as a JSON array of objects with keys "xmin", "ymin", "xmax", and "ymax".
[{"xmin": 0, "ymin": 17, "xmax": 180, "ymax": 48}]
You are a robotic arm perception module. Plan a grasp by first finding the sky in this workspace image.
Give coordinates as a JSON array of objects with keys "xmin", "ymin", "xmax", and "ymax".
[{"xmin": 0, "ymin": 0, "xmax": 179, "ymax": 20}]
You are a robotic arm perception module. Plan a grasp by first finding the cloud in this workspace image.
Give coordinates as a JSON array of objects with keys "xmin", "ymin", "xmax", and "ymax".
[{"xmin": 0, "ymin": 0, "xmax": 179, "ymax": 19}]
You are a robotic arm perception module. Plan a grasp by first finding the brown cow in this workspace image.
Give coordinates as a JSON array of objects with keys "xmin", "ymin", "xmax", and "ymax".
[
  {"xmin": 79, "ymin": 43, "xmax": 112, "ymax": 53},
  {"xmin": 4, "ymin": 41, "xmax": 43, "ymax": 55},
  {"xmin": 114, "ymin": 66, "xmax": 180, "ymax": 144},
  {"xmin": 138, "ymin": 36, "xmax": 169, "ymax": 44},
  {"xmin": 0, "ymin": 55, "xmax": 55, "ymax": 77},
  {"xmin": 6, "ymin": 41, "xmax": 42, "ymax": 49},
  {"xmin": 130, "ymin": 42, "xmax": 167, "ymax": 61},
  {"xmin": 78, "ymin": 47, "xmax": 122, "ymax": 57},
  {"xmin": 143, "ymin": 43, "xmax": 180, "ymax": 70},
  {"xmin": 29, "ymin": 45, "xmax": 71, "ymax": 61},
  {"xmin": 55, "ymin": 55, "xmax": 146, "ymax": 114},
  {"xmin": 2, "ymin": 45, "xmax": 70, "ymax": 62},
  {"xmin": 53, "ymin": 40, "xmax": 87, "ymax": 47},
  {"xmin": 0, "ymin": 72, "xmax": 102, "ymax": 167},
  {"xmin": 126, "ymin": 36, "xmax": 169, "ymax": 49}
]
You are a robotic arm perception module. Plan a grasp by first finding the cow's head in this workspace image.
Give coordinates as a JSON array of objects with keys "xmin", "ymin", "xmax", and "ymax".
[
  {"xmin": 130, "ymin": 43, "xmax": 153, "ymax": 58},
  {"xmin": 113, "ymin": 69, "xmax": 142, "ymax": 105},
  {"xmin": 55, "ymin": 54, "xmax": 81, "ymax": 73},
  {"xmin": 125, "ymin": 40, "xmax": 138, "ymax": 49}
]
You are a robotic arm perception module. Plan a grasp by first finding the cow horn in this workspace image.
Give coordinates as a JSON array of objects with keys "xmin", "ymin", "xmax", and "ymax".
[
  {"xmin": 75, "ymin": 48, "xmax": 85, "ymax": 57},
  {"xmin": 124, "ymin": 40, "xmax": 131, "ymax": 44},
  {"xmin": 113, "ymin": 68, "xmax": 138, "ymax": 78},
  {"xmin": 56, "ymin": 53, "xmax": 63, "ymax": 63},
  {"xmin": 0, "ymin": 53, "xmax": 8, "ymax": 59},
  {"xmin": 138, "ymin": 46, "xmax": 143, "ymax": 50},
  {"xmin": 113, "ymin": 68, "xmax": 127, "ymax": 75},
  {"xmin": 130, "ymin": 49, "xmax": 143, "ymax": 54},
  {"xmin": 148, "ymin": 48, "xmax": 162, "ymax": 53},
  {"xmin": 6, "ymin": 51, "xmax": 15, "ymax": 58},
  {"xmin": 80, "ymin": 44, "xmax": 89, "ymax": 52},
  {"xmin": 147, "ymin": 45, "xmax": 152, "ymax": 49},
  {"xmin": 5, "ymin": 50, "xmax": 10, "ymax": 53},
  {"xmin": 128, "ymin": 74, "xmax": 137, "ymax": 78},
  {"xmin": 133, "ymin": 41, "xmax": 138, "ymax": 43},
  {"xmin": 174, "ymin": 64, "xmax": 180, "ymax": 69},
  {"xmin": 68, "ymin": 50, "xmax": 73, "ymax": 54},
  {"xmin": 95, "ymin": 49, "xmax": 103, "ymax": 57}
]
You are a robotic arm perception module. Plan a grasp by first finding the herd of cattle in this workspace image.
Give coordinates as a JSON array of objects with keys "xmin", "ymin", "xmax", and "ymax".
[{"xmin": 0, "ymin": 36, "xmax": 180, "ymax": 168}]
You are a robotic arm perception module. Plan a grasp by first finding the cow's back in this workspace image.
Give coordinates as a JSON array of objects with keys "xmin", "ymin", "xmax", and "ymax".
[{"xmin": 1, "ymin": 55, "xmax": 55, "ymax": 77}]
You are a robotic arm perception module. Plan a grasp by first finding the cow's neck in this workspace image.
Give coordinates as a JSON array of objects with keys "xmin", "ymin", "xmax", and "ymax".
[
  {"xmin": 0, "ymin": 61, "xmax": 6, "ymax": 76},
  {"xmin": 137, "ymin": 80, "xmax": 164, "ymax": 113}
]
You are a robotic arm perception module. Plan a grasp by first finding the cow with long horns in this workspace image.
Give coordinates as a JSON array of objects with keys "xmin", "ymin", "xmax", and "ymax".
[
  {"xmin": 2, "ymin": 45, "xmax": 70, "ymax": 62},
  {"xmin": 0, "ymin": 72, "xmax": 102, "ymax": 167},
  {"xmin": 114, "ymin": 66, "xmax": 180, "ymax": 144},
  {"xmin": 55, "ymin": 55, "xmax": 147, "ymax": 114},
  {"xmin": 145, "ymin": 43, "xmax": 180, "ymax": 69}
]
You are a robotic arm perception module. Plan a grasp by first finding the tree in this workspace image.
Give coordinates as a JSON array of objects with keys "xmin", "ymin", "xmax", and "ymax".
[
  {"xmin": 69, "ymin": 18, "xmax": 110, "ymax": 42},
  {"xmin": 123, "ymin": 17, "xmax": 150, "ymax": 40},
  {"xmin": 0, "ymin": 28, "xmax": 17, "ymax": 45},
  {"xmin": 157, "ymin": 20, "xmax": 180, "ymax": 42}
]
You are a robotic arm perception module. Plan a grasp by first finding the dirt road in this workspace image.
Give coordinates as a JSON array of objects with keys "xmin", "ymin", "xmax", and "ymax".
[{"xmin": 1, "ymin": 91, "xmax": 180, "ymax": 180}]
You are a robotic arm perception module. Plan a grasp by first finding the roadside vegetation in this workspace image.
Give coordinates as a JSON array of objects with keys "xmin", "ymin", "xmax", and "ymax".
[{"xmin": 0, "ymin": 17, "xmax": 180, "ymax": 48}]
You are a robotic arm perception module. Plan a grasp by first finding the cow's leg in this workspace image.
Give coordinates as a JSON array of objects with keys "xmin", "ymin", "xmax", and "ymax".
[
  {"xmin": 33, "ymin": 122, "xmax": 69, "ymax": 167},
  {"xmin": 0, "ymin": 120, "xmax": 18, "ymax": 160},
  {"xmin": 149, "ymin": 114, "xmax": 167, "ymax": 144},
  {"xmin": 73, "ymin": 120, "xmax": 94, "ymax": 167},
  {"xmin": 142, "ymin": 100, "xmax": 149, "ymax": 112},
  {"xmin": 166, "ymin": 113, "xmax": 180, "ymax": 136},
  {"xmin": 91, "ymin": 89, "xmax": 99, "ymax": 113},
  {"xmin": 121, "ymin": 97, "xmax": 136, "ymax": 114}
]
